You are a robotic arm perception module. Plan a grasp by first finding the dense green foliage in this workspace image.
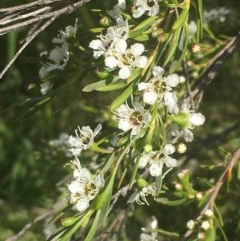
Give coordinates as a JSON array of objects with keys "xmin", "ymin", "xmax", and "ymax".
[{"xmin": 0, "ymin": 0, "xmax": 240, "ymax": 240}]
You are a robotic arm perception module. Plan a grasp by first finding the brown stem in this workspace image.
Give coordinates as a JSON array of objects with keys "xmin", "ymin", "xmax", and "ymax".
[{"xmin": 182, "ymin": 147, "xmax": 240, "ymax": 240}]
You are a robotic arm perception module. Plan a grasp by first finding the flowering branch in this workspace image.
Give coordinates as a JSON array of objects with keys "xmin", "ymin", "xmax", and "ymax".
[{"xmin": 182, "ymin": 147, "xmax": 240, "ymax": 240}]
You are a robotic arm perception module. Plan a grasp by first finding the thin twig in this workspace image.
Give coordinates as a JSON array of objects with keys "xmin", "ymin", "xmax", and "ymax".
[
  {"xmin": 189, "ymin": 32, "xmax": 240, "ymax": 107},
  {"xmin": 182, "ymin": 147, "xmax": 240, "ymax": 240},
  {"xmin": 6, "ymin": 210, "xmax": 52, "ymax": 241},
  {"xmin": 0, "ymin": 6, "xmax": 51, "ymax": 26},
  {"xmin": 0, "ymin": 17, "xmax": 56, "ymax": 79},
  {"xmin": 0, "ymin": 0, "xmax": 90, "ymax": 35},
  {"xmin": 0, "ymin": 0, "xmax": 92, "ymax": 80}
]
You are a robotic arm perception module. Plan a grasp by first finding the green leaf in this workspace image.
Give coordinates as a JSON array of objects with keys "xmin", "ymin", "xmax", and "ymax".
[
  {"xmin": 238, "ymin": 161, "xmax": 240, "ymax": 179},
  {"xmin": 82, "ymin": 80, "xmax": 109, "ymax": 92},
  {"xmin": 84, "ymin": 210, "xmax": 102, "ymax": 241},
  {"xmin": 155, "ymin": 197, "xmax": 187, "ymax": 206},
  {"xmin": 89, "ymin": 142, "xmax": 112, "ymax": 153},
  {"xmin": 110, "ymin": 82, "xmax": 135, "ymax": 110},
  {"xmin": 205, "ymin": 228, "xmax": 216, "ymax": 241},
  {"xmin": 163, "ymin": 28, "xmax": 181, "ymax": 66},
  {"xmin": 58, "ymin": 210, "xmax": 94, "ymax": 241},
  {"xmin": 129, "ymin": 16, "xmax": 158, "ymax": 38},
  {"xmin": 96, "ymin": 82, "xmax": 127, "ymax": 92},
  {"xmin": 195, "ymin": 0, "xmax": 203, "ymax": 41},
  {"xmin": 172, "ymin": 0, "xmax": 190, "ymax": 30}
]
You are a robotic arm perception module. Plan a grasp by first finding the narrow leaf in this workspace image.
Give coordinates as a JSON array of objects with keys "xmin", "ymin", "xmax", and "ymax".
[{"xmin": 110, "ymin": 82, "xmax": 135, "ymax": 110}]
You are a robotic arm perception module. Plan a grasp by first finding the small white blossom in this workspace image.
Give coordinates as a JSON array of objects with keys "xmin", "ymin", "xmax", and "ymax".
[
  {"xmin": 133, "ymin": 0, "xmax": 160, "ymax": 18},
  {"xmin": 68, "ymin": 160, "xmax": 104, "ymax": 212},
  {"xmin": 52, "ymin": 24, "xmax": 77, "ymax": 44},
  {"xmin": 138, "ymin": 66, "xmax": 179, "ymax": 109},
  {"xmin": 106, "ymin": 41, "xmax": 148, "ymax": 79},
  {"xmin": 115, "ymin": 101, "xmax": 151, "ymax": 136},
  {"xmin": 203, "ymin": 7, "xmax": 230, "ymax": 24},
  {"xmin": 170, "ymin": 99, "xmax": 205, "ymax": 142},
  {"xmin": 186, "ymin": 220, "xmax": 195, "ymax": 230},
  {"xmin": 129, "ymin": 185, "xmax": 156, "ymax": 205},
  {"xmin": 201, "ymin": 220, "xmax": 211, "ymax": 230},
  {"xmin": 205, "ymin": 209, "xmax": 214, "ymax": 217},
  {"xmin": 68, "ymin": 124, "xmax": 102, "ymax": 156},
  {"xmin": 45, "ymin": 42, "xmax": 69, "ymax": 72},
  {"xmin": 89, "ymin": 23, "xmax": 128, "ymax": 59},
  {"xmin": 140, "ymin": 216, "xmax": 158, "ymax": 241},
  {"xmin": 138, "ymin": 144, "xmax": 177, "ymax": 177}
]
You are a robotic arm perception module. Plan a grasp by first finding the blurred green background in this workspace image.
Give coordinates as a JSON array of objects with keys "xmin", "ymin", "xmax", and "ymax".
[{"xmin": 0, "ymin": 0, "xmax": 240, "ymax": 240}]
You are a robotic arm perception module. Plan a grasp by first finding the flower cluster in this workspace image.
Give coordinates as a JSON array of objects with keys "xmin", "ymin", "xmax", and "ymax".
[
  {"xmin": 132, "ymin": 0, "xmax": 160, "ymax": 18},
  {"xmin": 138, "ymin": 144, "xmax": 177, "ymax": 177},
  {"xmin": 68, "ymin": 124, "xmax": 102, "ymax": 156},
  {"xmin": 89, "ymin": 14, "xmax": 148, "ymax": 79},
  {"xmin": 39, "ymin": 24, "xmax": 77, "ymax": 94},
  {"xmin": 68, "ymin": 159, "xmax": 104, "ymax": 212},
  {"xmin": 115, "ymin": 101, "xmax": 151, "ymax": 137},
  {"xmin": 203, "ymin": 7, "xmax": 230, "ymax": 24},
  {"xmin": 138, "ymin": 66, "xmax": 179, "ymax": 109}
]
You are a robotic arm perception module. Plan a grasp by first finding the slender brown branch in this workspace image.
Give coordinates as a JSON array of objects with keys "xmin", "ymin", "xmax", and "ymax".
[
  {"xmin": 6, "ymin": 210, "xmax": 52, "ymax": 241},
  {"xmin": 0, "ymin": 17, "xmax": 56, "ymax": 80},
  {"xmin": 0, "ymin": 0, "xmax": 92, "ymax": 79},
  {"xmin": 182, "ymin": 147, "xmax": 240, "ymax": 240},
  {"xmin": 189, "ymin": 32, "xmax": 240, "ymax": 107}
]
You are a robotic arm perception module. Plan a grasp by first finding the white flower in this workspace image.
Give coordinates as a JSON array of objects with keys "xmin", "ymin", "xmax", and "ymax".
[
  {"xmin": 129, "ymin": 185, "xmax": 156, "ymax": 205},
  {"xmin": 115, "ymin": 102, "xmax": 151, "ymax": 136},
  {"xmin": 139, "ymin": 144, "xmax": 177, "ymax": 177},
  {"xmin": 201, "ymin": 220, "xmax": 210, "ymax": 230},
  {"xmin": 133, "ymin": 0, "xmax": 160, "ymax": 18},
  {"xmin": 40, "ymin": 81, "xmax": 53, "ymax": 95},
  {"xmin": 138, "ymin": 66, "xmax": 179, "ymax": 107},
  {"xmin": 45, "ymin": 42, "xmax": 69, "ymax": 72},
  {"xmin": 106, "ymin": 41, "xmax": 148, "ymax": 79},
  {"xmin": 188, "ymin": 21, "xmax": 197, "ymax": 39},
  {"xmin": 52, "ymin": 24, "xmax": 77, "ymax": 44},
  {"xmin": 68, "ymin": 164, "xmax": 105, "ymax": 212},
  {"xmin": 205, "ymin": 209, "xmax": 214, "ymax": 217},
  {"xmin": 140, "ymin": 216, "xmax": 158, "ymax": 241},
  {"xmin": 170, "ymin": 99, "xmax": 205, "ymax": 142},
  {"xmin": 68, "ymin": 124, "xmax": 102, "ymax": 156},
  {"xmin": 89, "ymin": 24, "xmax": 128, "ymax": 59},
  {"xmin": 186, "ymin": 220, "xmax": 195, "ymax": 230}
]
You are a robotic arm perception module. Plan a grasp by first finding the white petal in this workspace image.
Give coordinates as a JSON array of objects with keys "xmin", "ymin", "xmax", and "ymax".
[
  {"xmin": 138, "ymin": 153, "xmax": 151, "ymax": 169},
  {"xmin": 164, "ymin": 156, "xmax": 177, "ymax": 168},
  {"xmin": 149, "ymin": 5, "xmax": 159, "ymax": 16},
  {"xmin": 39, "ymin": 66, "xmax": 48, "ymax": 79},
  {"xmin": 115, "ymin": 39, "xmax": 127, "ymax": 53},
  {"xmin": 166, "ymin": 74, "xmax": 179, "ymax": 87},
  {"xmin": 143, "ymin": 91, "xmax": 157, "ymax": 105},
  {"xmin": 119, "ymin": 66, "xmax": 131, "ymax": 79},
  {"xmin": 75, "ymin": 197, "xmax": 90, "ymax": 212},
  {"xmin": 131, "ymin": 43, "xmax": 145, "ymax": 56},
  {"xmin": 163, "ymin": 144, "xmax": 175, "ymax": 155},
  {"xmin": 118, "ymin": 119, "xmax": 132, "ymax": 132},
  {"xmin": 152, "ymin": 66, "xmax": 165, "ymax": 77},
  {"xmin": 93, "ymin": 124, "xmax": 102, "ymax": 136},
  {"xmin": 150, "ymin": 162, "xmax": 163, "ymax": 177},
  {"xmin": 164, "ymin": 92, "xmax": 179, "ymax": 114},
  {"xmin": 95, "ymin": 174, "xmax": 105, "ymax": 188},
  {"xmin": 89, "ymin": 39, "xmax": 104, "ymax": 50},
  {"xmin": 183, "ymin": 129, "xmax": 194, "ymax": 142},
  {"xmin": 79, "ymin": 168, "xmax": 92, "ymax": 183},
  {"xmin": 68, "ymin": 181, "xmax": 84, "ymax": 194},
  {"xmin": 105, "ymin": 56, "xmax": 118, "ymax": 68},
  {"xmin": 189, "ymin": 113, "xmax": 205, "ymax": 126},
  {"xmin": 135, "ymin": 56, "xmax": 148, "ymax": 68}
]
